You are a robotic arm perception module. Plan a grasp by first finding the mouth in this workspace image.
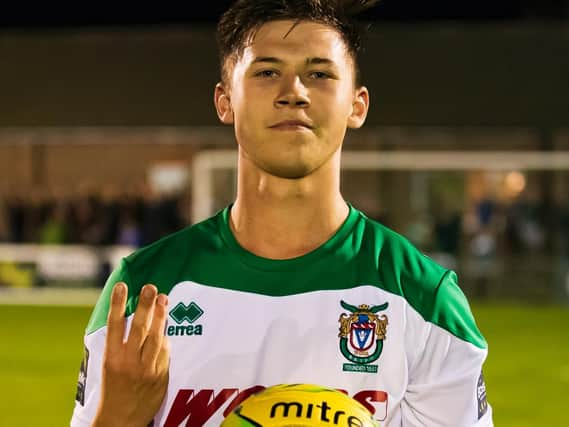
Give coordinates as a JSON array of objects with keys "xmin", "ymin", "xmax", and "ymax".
[{"xmin": 269, "ymin": 120, "xmax": 314, "ymax": 131}]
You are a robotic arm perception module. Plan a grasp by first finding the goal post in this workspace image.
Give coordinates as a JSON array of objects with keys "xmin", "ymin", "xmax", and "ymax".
[{"xmin": 191, "ymin": 149, "xmax": 569, "ymax": 223}]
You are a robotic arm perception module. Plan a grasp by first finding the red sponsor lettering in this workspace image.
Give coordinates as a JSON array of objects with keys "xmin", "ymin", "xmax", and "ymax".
[
  {"xmin": 164, "ymin": 388, "xmax": 238, "ymax": 427},
  {"xmin": 353, "ymin": 390, "xmax": 388, "ymax": 421}
]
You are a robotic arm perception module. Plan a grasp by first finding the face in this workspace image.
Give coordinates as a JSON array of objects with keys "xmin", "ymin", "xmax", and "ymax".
[{"xmin": 215, "ymin": 20, "xmax": 369, "ymax": 179}]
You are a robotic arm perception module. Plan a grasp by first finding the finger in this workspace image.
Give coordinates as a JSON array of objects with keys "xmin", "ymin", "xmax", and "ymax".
[
  {"xmin": 126, "ymin": 284, "xmax": 157, "ymax": 352},
  {"xmin": 106, "ymin": 282, "xmax": 128, "ymax": 354},
  {"xmin": 155, "ymin": 334, "xmax": 170, "ymax": 376},
  {"xmin": 141, "ymin": 293, "xmax": 169, "ymax": 367}
]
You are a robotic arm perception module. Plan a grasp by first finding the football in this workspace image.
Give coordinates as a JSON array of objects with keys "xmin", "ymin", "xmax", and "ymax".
[{"xmin": 221, "ymin": 383, "xmax": 380, "ymax": 427}]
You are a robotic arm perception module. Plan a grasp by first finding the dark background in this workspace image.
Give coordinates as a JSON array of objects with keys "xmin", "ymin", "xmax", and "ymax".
[
  {"xmin": 1, "ymin": 1, "xmax": 568, "ymax": 29},
  {"xmin": 0, "ymin": 1, "xmax": 568, "ymax": 128}
]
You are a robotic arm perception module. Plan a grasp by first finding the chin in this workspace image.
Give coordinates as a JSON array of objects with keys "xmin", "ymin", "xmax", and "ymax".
[{"xmin": 262, "ymin": 161, "xmax": 316, "ymax": 180}]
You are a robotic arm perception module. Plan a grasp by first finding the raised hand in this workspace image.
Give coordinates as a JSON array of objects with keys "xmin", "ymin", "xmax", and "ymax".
[{"xmin": 92, "ymin": 282, "xmax": 170, "ymax": 427}]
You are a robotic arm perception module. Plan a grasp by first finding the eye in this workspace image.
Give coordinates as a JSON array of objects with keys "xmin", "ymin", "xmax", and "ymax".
[
  {"xmin": 309, "ymin": 71, "xmax": 330, "ymax": 79},
  {"xmin": 255, "ymin": 69, "xmax": 279, "ymax": 78}
]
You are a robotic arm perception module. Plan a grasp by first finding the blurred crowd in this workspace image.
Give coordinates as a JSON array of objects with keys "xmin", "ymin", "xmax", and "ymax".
[
  {"xmin": 383, "ymin": 191, "xmax": 569, "ymax": 259},
  {"xmin": 394, "ymin": 192, "xmax": 569, "ymax": 298},
  {"xmin": 2, "ymin": 179, "xmax": 569, "ymax": 298},
  {"xmin": 0, "ymin": 184, "xmax": 192, "ymax": 248},
  {"xmin": 1, "ymin": 184, "xmax": 568, "ymax": 260}
]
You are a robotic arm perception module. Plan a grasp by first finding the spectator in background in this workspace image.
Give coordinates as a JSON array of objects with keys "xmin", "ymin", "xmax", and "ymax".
[
  {"xmin": 405, "ymin": 209, "xmax": 432, "ymax": 251},
  {"xmin": 70, "ymin": 191, "xmax": 108, "ymax": 245},
  {"xmin": 2, "ymin": 183, "xmax": 191, "ymax": 247},
  {"xmin": 559, "ymin": 201, "xmax": 569, "ymax": 257},
  {"xmin": 4, "ymin": 187, "xmax": 48, "ymax": 243},
  {"xmin": 116, "ymin": 207, "xmax": 142, "ymax": 247},
  {"xmin": 38, "ymin": 201, "xmax": 69, "ymax": 244},
  {"xmin": 476, "ymin": 196, "xmax": 497, "ymax": 229},
  {"xmin": 23, "ymin": 187, "xmax": 50, "ymax": 243},
  {"xmin": 512, "ymin": 190, "xmax": 545, "ymax": 253},
  {"xmin": 98, "ymin": 184, "xmax": 121, "ymax": 246},
  {"xmin": 463, "ymin": 194, "xmax": 503, "ymax": 298},
  {"xmin": 4, "ymin": 192, "xmax": 26, "ymax": 243},
  {"xmin": 139, "ymin": 182, "xmax": 185, "ymax": 246},
  {"xmin": 503, "ymin": 187, "xmax": 550, "ymax": 258},
  {"xmin": 431, "ymin": 202, "xmax": 462, "ymax": 271},
  {"xmin": 0, "ymin": 196, "xmax": 9, "ymax": 242},
  {"xmin": 434, "ymin": 209, "xmax": 461, "ymax": 256},
  {"xmin": 137, "ymin": 182, "xmax": 162, "ymax": 246}
]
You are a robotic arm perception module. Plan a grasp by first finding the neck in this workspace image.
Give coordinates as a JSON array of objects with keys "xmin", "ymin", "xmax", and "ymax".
[{"xmin": 230, "ymin": 149, "xmax": 349, "ymax": 259}]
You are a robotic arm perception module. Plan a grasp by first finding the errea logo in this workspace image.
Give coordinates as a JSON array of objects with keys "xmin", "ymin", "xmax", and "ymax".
[{"xmin": 167, "ymin": 302, "xmax": 204, "ymax": 336}]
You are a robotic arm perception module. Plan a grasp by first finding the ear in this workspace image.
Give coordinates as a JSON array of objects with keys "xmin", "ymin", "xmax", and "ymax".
[
  {"xmin": 214, "ymin": 82, "xmax": 234, "ymax": 125},
  {"xmin": 347, "ymin": 86, "xmax": 370, "ymax": 129}
]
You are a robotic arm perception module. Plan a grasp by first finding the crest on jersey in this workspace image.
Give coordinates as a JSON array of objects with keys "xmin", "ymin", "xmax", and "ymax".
[{"xmin": 338, "ymin": 300, "xmax": 388, "ymax": 373}]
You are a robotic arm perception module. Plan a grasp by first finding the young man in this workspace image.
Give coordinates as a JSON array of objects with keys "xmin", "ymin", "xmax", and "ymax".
[{"xmin": 71, "ymin": 1, "xmax": 493, "ymax": 426}]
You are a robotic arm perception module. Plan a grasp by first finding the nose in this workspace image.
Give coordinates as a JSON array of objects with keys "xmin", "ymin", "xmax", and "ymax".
[{"xmin": 274, "ymin": 76, "xmax": 310, "ymax": 109}]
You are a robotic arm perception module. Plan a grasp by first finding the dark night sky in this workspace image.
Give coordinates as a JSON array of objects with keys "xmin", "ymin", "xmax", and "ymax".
[{"xmin": 1, "ymin": 1, "xmax": 567, "ymax": 30}]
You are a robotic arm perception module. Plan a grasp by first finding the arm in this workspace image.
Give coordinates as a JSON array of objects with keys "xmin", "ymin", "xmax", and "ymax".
[{"xmin": 402, "ymin": 271, "xmax": 493, "ymax": 427}]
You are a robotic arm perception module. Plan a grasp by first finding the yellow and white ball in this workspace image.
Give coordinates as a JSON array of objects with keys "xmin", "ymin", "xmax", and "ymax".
[{"xmin": 221, "ymin": 383, "xmax": 380, "ymax": 427}]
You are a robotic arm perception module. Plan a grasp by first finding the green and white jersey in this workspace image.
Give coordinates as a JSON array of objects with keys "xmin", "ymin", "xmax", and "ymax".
[{"xmin": 71, "ymin": 205, "xmax": 493, "ymax": 427}]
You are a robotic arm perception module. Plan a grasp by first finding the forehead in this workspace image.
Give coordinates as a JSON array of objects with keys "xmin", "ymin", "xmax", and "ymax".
[{"xmin": 239, "ymin": 20, "xmax": 351, "ymax": 66}]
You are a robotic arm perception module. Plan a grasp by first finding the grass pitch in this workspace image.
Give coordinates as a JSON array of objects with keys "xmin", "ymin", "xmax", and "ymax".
[{"xmin": 0, "ymin": 302, "xmax": 567, "ymax": 426}]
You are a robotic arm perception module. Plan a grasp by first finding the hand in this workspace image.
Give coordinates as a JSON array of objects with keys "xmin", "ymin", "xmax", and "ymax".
[{"xmin": 92, "ymin": 282, "xmax": 170, "ymax": 427}]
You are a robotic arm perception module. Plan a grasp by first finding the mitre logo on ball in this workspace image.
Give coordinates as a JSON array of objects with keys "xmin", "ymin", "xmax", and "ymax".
[{"xmin": 221, "ymin": 384, "xmax": 381, "ymax": 427}]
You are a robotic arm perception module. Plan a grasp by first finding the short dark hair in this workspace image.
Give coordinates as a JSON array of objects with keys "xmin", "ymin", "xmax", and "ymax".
[{"xmin": 216, "ymin": 0, "xmax": 379, "ymax": 86}]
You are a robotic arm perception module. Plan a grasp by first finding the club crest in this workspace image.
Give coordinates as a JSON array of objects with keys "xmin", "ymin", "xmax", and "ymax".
[{"xmin": 338, "ymin": 300, "xmax": 388, "ymax": 373}]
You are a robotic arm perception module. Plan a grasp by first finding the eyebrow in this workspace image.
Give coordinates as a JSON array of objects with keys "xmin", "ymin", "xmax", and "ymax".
[{"xmin": 251, "ymin": 56, "xmax": 337, "ymax": 67}]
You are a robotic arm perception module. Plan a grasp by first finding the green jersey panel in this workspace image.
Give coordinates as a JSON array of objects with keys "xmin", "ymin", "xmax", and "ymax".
[{"xmin": 86, "ymin": 204, "xmax": 485, "ymax": 350}]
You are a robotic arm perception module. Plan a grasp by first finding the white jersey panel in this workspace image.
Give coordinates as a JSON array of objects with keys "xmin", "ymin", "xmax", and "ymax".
[{"xmin": 71, "ymin": 281, "xmax": 491, "ymax": 427}]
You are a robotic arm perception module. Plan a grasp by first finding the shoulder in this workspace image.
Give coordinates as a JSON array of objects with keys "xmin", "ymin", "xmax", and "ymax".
[
  {"xmin": 124, "ymin": 212, "xmax": 222, "ymax": 270},
  {"xmin": 85, "ymin": 211, "xmax": 225, "ymax": 335},
  {"xmin": 355, "ymin": 210, "xmax": 448, "ymax": 288},
  {"xmin": 123, "ymin": 210, "xmax": 228, "ymax": 290},
  {"xmin": 356, "ymin": 210, "xmax": 485, "ymax": 347}
]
